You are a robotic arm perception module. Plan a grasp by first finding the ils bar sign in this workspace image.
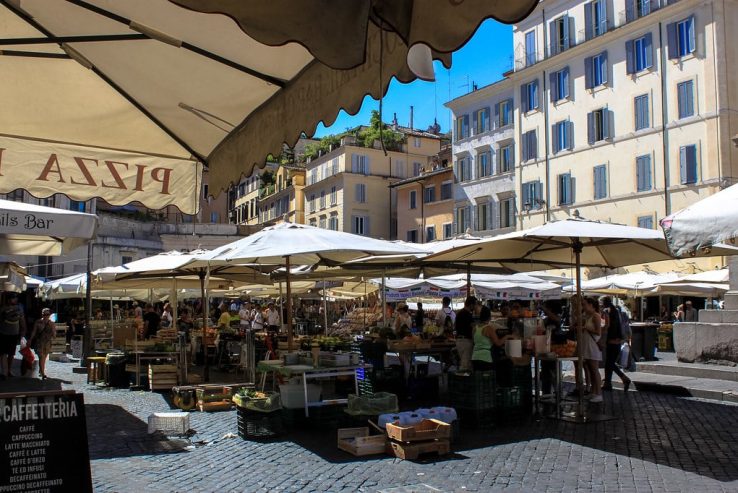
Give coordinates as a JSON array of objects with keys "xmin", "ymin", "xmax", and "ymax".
[{"xmin": 0, "ymin": 135, "xmax": 203, "ymax": 215}]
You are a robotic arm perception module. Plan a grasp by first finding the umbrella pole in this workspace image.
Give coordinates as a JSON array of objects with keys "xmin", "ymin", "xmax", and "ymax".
[
  {"xmin": 466, "ymin": 262, "xmax": 472, "ymax": 294},
  {"xmin": 574, "ymin": 240, "xmax": 585, "ymax": 419},
  {"xmin": 382, "ymin": 269, "xmax": 387, "ymax": 327},
  {"xmin": 82, "ymin": 242, "xmax": 93, "ymax": 366},
  {"xmin": 199, "ymin": 270, "xmax": 210, "ymax": 383},
  {"xmin": 323, "ymin": 276, "xmax": 328, "ymax": 336},
  {"xmin": 286, "ymin": 256, "xmax": 293, "ymax": 351}
]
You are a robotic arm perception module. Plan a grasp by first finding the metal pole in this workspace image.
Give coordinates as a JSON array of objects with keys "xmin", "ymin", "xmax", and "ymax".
[
  {"xmin": 323, "ymin": 276, "xmax": 328, "ymax": 335},
  {"xmin": 279, "ymin": 282, "xmax": 284, "ymax": 330},
  {"xmin": 466, "ymin": 262, "xmax": 472, "ymax": 294},
  {"xmin": 82, "ymin": 241, "xmax": 93, "ymax": 366},
  {"xmin": 573, "ymin": 239, "xmax": 585, "ymax": 419},
  {"xmin": 286, "ymin": 256, "xmax": 294, "ymax": 351},
  {"xmin": 199, "ymin": 269, "xmax": 210, "ymax": 383},
  {"xmin": 382, "ymin": 269, "xmax": 387, "ymax": 327}
]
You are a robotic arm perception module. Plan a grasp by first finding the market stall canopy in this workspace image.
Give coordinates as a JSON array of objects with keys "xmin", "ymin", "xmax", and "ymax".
[
  {"xmin": 423, "ymin": 218, "xmax": 738, "ymax": 271},
  {"xmin": 0, "ymin": 261, "xmax": 27, "ymax": 292},
  {"xmin": 563, "ymin": 271, "xmax": 680, "ymax": 295},
  {"xmin": 652, "ymin": 268, "xmax": 730, "ymax": 297},
  {"xmin": 0, "ymin": 0, "xmax": 537, "ymax": 202},
  {"xmin": 42, "ymin": 272, "xmax": 155, "ymax": 300},
  {"xmin": 661, "ymin": 183, "xmax": 738, "ymax": 257},
  {"xmin": 0, "ymin": 198, "xmax": 97, "ymax": 256},
  {"xmin": 473, "ymin": 280, "xmax": 562, "ymax": 300}
]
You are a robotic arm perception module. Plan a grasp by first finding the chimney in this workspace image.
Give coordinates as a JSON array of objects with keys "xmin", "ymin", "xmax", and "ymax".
[
  {"xmin": 392, "ymin": 112, "xmax": 398, "ymax": 127},
  {"xmin": 410, "ymin": 105, "xmax": 414, "ymax": 130}
]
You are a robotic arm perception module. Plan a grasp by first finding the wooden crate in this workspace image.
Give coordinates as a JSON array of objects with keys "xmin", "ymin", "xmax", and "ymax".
[
  {"xmin": 149, "ymin": 364, "xmax": 178, "ymax": 391},
  {"xmin": 385, "ymin": 419, "xmax": 451, "ymax": 443},
  {"xmin": 337, "ymin": 427, "xmax": 387, "ymax": 456},
  {"xmin": 112, "ymin": 325, "xmax": 136, "ymax": 349},
  {"xmin": 50, "ymin": 336, "xmax": 67, "ymax": 353},
  {"xmin": 387, "ymin": 439, "xmax": 450, "ymax": 460},
  {"xmin": 197, "ymin": 400, "xmax": 232, "ymax": 412}
]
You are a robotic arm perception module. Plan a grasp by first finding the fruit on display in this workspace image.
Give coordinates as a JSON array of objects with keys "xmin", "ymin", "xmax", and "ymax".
[{"xmin": 550, "ymin": 340, "xmax": 577, "ymax": 357}]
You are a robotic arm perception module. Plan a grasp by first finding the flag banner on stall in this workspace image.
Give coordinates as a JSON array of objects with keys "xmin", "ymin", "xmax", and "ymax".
[{"xmin": 0, "ymin": 135, "xmax": 203, "ymax": 214}]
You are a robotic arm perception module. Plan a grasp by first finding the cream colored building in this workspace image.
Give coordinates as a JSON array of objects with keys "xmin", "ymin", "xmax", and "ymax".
[
  {"xmin": 448, "ymin": 0, "xmax": 738, "ymax": 272},
  {"xmin": 303, "ymin": 130, "xmax": 442, "ymax": 239},
  {"xmin": 230, "ymin": 162, "xmax": 278, "ymax": 226},
  {"xmin": 258, "ymin": 165, "xmax": 306, "ymax": 225}
]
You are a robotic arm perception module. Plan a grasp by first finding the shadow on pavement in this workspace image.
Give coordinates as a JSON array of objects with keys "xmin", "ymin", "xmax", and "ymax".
[
  {"xmin": 0, "ymin": 376, "xmax": 65, "ymax": 393},
  {"xmin": 86, "ymin": 404, "xmax": 188, "ymax": 460}
]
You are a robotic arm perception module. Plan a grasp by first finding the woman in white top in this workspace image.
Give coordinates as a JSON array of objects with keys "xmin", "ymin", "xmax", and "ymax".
[
  {"xmin": 581, "ymin": 296, "xmax": 603, "ymax": 402},
  {"xmin": 160, "ymin": 303, "xmax": 173, "ymax": 328},
  {"xmin": 392, "ymin": 304, "xmax": 412, "ymax": 335}
]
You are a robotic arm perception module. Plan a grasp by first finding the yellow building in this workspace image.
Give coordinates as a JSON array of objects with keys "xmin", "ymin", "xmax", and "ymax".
[
  {"xmin": 258, "ymin": 165, "xmax": 307, "ymax": 225},
  {"xmin": 303, "ymin": 129, "xmax": 442, "ymax": 239},
  {"xmin": 231, "ymin": 162, "xmax": 278, "ymax": 226}
]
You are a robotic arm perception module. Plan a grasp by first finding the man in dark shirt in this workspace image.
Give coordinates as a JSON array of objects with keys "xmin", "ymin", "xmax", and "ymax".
[
  {"xmin": 143, "ymin": 304, "xmax": 160, "ymax": 339},
  {"xmin": 414, "ymin": 302, "xmax": 425, "ymax": 334},
  {"xmin": 454, "ymin": 296, "xmax": 476, "ymax": 373}
]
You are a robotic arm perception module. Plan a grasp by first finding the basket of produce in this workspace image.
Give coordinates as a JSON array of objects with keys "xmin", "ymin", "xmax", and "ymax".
[
  {"xmin": 550, "ymin": 340, "xmax": 577, "ymax": 358},
  {"xmin": 346, "ymin": 392, "xmax": 399, "ymax": 416},
  {"xmin": 233, "ymin": 389, "xmax": 282, "ymax": 412}
]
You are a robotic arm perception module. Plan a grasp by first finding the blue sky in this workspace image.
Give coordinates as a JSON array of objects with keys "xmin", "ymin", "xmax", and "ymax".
[{"xmin": 313, "ymin": 20, "xmax": 513, "ymax": 137}]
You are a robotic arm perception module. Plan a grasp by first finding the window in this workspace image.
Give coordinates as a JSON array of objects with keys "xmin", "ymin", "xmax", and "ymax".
[
  {"xmin": 210, "ymin": 212, "xmax": 219, "ymax": 223},
  {"xmin": 593, "ymin": 165, "xmax": 608, "ymax": 200},
  {"xmin": 238, "ymin": 183, "xmax": 245, "ymax": 197},
  {"xmin": 424, "ymin": 186, "xmax": 436, "ymax": 204},
  {"xmin": 634, "ymin": 94, "xmax": 650, "ymax": 131},
  {"xmin": 202, "ymin": 184, "xmax": 208, "ymax": 199},
  {"xmin": 626, "ymin": 33, "xmax": 653, "ymax": 75},
  {"xmin": 496, "ymin": 99, "xmax": 513, "ymax": 127},
  {"xmin": 522, "ymin": 130, "xmax": 538, "ymax": 161},
  {"xmin": 413, "ymin": 162, "xmax": 423, "ymax": 176},
  {"xmin": 406, "ymin": 230, "xmax": 418, "ymax": 243},
  {"xmin": 69, "ymin": 200, "xmax": 86, "ymax": 212},
  {"xmin": 456, "ymin": 206, "xmax": 471, "ymax": 234},
  {"xmin": 500, "ymin": 198, "xmax": 516, "ymax": 228},
  {"xmin": 443, "ymin": 223, "xmax": 453, "ymax": 239},
  {"xmin": 551, "ymin": 67, "xmax": 570, "ymax": 102},
  {"xmin": 426, "ymin": 226, "xmax": 436, "ymax": 242},
  {"xmin": 587, "ymin": 108, "xmax": 612, "ymax": 144},
  {"xmin": 440, "ymin": 181, "xmax": 453, "ymax": 201},
  {"xmin": 319, "ymin": 216, "xmax": 326, "ymax": 229},
  {"xmin": 121, "ymin": 256, "xmax": 133, "ymax": 265},
  {"xmin": 455, "ymin": 115, "xmax": 470, "ymax": 140},
  {"xmin": 331, "ymin": 158, "xmax": 339, "ymax": 176},
  {"xmin": 309, "ymin": 168, "xmax": 318, "ymax": 185},
  {"xmin": 521, "ymin": 80, "xmax": 539, "ymax": 113},
  {"xmin": 351, "ymin": 154, "xmax": 370, "ymax": 175},
  {"xmin": 638, "ymin": 215, "xmax": 654, "ymax": 229},
  {"xmin": 308, "ymin": 194, "xmax": 316, "ymax": 213},
  {"xmin": 668, "ymin": 16, "xmax": 695, "ymax": 59},
  {"xmin": 477, "ymin": 151, "xmax": 491, "ymax": 178},
  {"xmin": 330, "ymin": 186, "xmax": 337, "ymax": 205},
  {"xmin": 354, "ymin": 184, "xmax": 366, "ymax": 203},
  {"xmin": 328, "ymin": 214, "xmax": 339, "ymax": 231},
  {"xmin": 525, "ymin": 30, "xmax": 537, "ymax": 66},
  {"xmin": 476, "ymin": 203, "xmax": 489, "ymax": 231},
  {"xmin": 552, "ymin": 120, "xmax": 573, "ymax": 153},
  {"xmin": 550, "ymin": 15, "xmax": 571, "ymax": 55},
  {"xmin": 678, "ymin": 80, "xmax": 695, "ymax": 119},
  {"xmin": 585, "ymin": 51, "xmax": 608, "ymax": 89},
  {"xmin": 393, "ymin": 160, "xmax": 406, "ymax": 178},
  {"xmin": 409, "ymin": 190, "xmax": 417, "ymax": 209},
  {"xmin": 352, "ymin": 215, "xmax": 369, "ymax": 236},
  {"xmin": 320, "ymin": 190, "xmax": 327, "ymax": 208},
  {"xmin": 413, "ymin": 137, "xmax": 421, "ymax": 148},
  {"xmin": 585, "ymin": 0, "xmax": 608, "ymax": 40},
  {"xmin": 636, "ymin": 155, "xmax": 652, "ymax": 191},
  {"xmin": 557, "ymin": 173, "xmax": 574, "ymax": 205},
  {"xmin": 473, "ymin": 107, "xmax": 491, "ymax": 134},
  {"xmin": 500, "ymin": 144, "xmax": 514, "ymax": 173},
  {"xmin": 626, "ymin": 0, "xmax": 654, "ymax": 22},
  {"xmin": 522, "ymin": 181, "xmax": 543, "ymax": 210},
  {"xmin": 680, "ymin": 144, "xmax": 698, "ymax": 184},
  {"xmin": 457, "ymin": 157, "xmax": 473, "ymax": 182}
]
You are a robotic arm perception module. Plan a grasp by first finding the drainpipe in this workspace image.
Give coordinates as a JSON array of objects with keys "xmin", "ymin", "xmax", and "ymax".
[
  {"xmin": 543, "ymin": 68, "xmax": 552, "ymax": 222},
  {"xmin": 658, "ymin": 21, "xmax": 671, "ymax": 216},
  {"xmin": 420, "ymin": 182, "xmax": 425, "ymax": 243}
]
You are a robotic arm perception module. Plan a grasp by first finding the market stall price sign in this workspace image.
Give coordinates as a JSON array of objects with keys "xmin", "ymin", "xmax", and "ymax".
[{"xmin": 0, "ymin": 391, "xmax": 92, "ymax": 493}]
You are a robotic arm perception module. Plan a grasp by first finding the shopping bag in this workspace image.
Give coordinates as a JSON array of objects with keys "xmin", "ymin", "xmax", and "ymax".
[
  {"xmin": 20, "ymin": 346, "xmax": 36, "ymax": 375},
  {"xmin": 620, "ymin": 342, "xmax": 636, "ymax": 371}
]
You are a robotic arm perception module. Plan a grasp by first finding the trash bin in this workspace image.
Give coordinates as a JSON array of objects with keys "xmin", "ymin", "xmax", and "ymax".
[
  {"xmin": 106, "ymin": 352, "xmax": 130, "ymax": 388},
  {"xmin": 630, "ymin": 323, "xmax": 658, "ymax": 361}
]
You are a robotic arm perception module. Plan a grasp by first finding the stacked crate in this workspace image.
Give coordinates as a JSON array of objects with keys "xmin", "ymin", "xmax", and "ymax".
[
  {"xmin": 385, "ymin": 419, "xmax": 451, "ymax": 460},
  {"xmin": 148, "ymin": 364, "xmax": 178, "ymax": 391},
  {"xmin": 50, "ymin": 326, "xmax": 67, "ymax": 354},
  {"xmin": 448, "ymin": 370, "xmax": 496, "ymax": 430}
]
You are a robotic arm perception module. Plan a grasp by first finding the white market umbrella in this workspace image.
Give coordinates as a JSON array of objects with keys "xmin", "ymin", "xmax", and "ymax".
[
  {"xmin": 195, "ymin": 222, "xmax": 427, "ymax": 348},
  {"xmin": 473, "ymin": 280, "xmax": 562, "ymax": 300},
  {"xmin": 0, "ymin": 261, "xmax": 27, "ymax": 292},
  {"xmin": 563, "ymin": 271, "xmax": 680, "ymax": 296},
  {"xmin": 0, "ymin": 0, "xmax": 537, "ymax": 204},
  {"xmin": 652, "ymin": 268, "xmax": 730, "ymax": 297},
  {"xmin": 0, "ymin": 198, "xmax": 97, "ymax": 256},
  {"xmin": 661, "ymin": 183, "xmax": 738, "ymax": 257}
]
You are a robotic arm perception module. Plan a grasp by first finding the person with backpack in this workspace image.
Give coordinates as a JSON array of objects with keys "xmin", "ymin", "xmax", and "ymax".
[
  {"xmin": 434, "ymin": 296, "xmax": 456, "ymax": 337},
  {"xmin": 599, "ymin": 296, "xmax": 632, "ymax": 392}
]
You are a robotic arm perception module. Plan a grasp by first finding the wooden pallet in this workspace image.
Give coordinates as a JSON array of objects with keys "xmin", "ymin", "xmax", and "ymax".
[{"xmin": 387, "ymin": 439, "xmax": 450, "ymax": 460}]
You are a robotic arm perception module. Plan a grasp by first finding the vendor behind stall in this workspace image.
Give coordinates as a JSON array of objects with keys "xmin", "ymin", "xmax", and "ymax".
[
  {"xmin": 455, "ymin": 296, "xmax": 476, "ymax": 373},
  {"xmin": 143, "ymin": 303, "xmax": 160, "ymax": 339},
  {"xmin": 393, "ymin": 304, "xmax": 412, "ymax": 335},
  {"xmin": 266, "ymin": 302, "xmax": 281, "ymax": 331},
  {"xmin": 434, "ymin": 296, "xmax": 456, "ymax": 337}
]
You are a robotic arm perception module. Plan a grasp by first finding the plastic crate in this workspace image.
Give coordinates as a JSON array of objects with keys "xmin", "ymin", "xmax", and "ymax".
[
  {"xmin": 457, "ymin": 407, "xmax": 494, "ymax": 431},
  {"xmin": 511, "ymin": 365, "xmax": 533, "ymax": 389},
  {"xmin": 493, "ymin": 387, "xmax": 530, "ymax": 424},
  {"xmin": 449, "ymin": 371, "xmax": 496, "ymax": 410},
  {"xmin": 147, "ymin": 412, "xmax": 190, "ymax": 435},
  {"xmin": 237, "ymin": 406, "xmax": 283, "ymax": 440}
]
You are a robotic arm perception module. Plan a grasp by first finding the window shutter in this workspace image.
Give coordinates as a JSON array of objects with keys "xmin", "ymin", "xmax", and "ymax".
[
  {"xmin": 679, "ymin": 146, "xmax": 688, "ymax": 184},
  {"xmin": 570, "ymin": 176, "xmax": 576, "ymax": 204},
  {"xmin": 667, "ymin": 22, "xmax": 678, "ymax": 59},
  {"xmin": 686, "ymin": 145, "xmax": 697, "ymax": 183},
  {"xmin": 587, "ymin": 112, "xmax": 595, "ymax": 144},
  {"xmin": 549, "ymin": 20, "xmax": 556, "ymax": 56},
  {"xmin": 563, "ymin": 15, "xmax": 571, "ymax": 49},
  {"xmin": 536, "ymin": 182, "xmax": 543, "ymax": 207},
  {"xmin": 351, "ymin": 154, "xmax": 358, "ymax": 173},
  {"xmin": 521, "ymin": 85, "xmax": 528, "ymax": 113},
  {"xmin": 625, "ymin": 40, "xmax": 635, "ymax": 74},
  {"xmin": 686, "ymin": 81, "xmax": 694, "ymax": 116},
  {"xmin": 534, "ymin": 80, "xmax": 540, "ymax": 109},
  {"xmin": 562, "ymin": 67, "xmax": 570, "ymax": 99},
  {"xmin": 531, "ymin": 130, "xmax": 538, "ymax": 159},
  {"xmin": 601, "ymin": 0, "xmax": 610, "ymax": 32},
  {"xmin": 625, "ymin": 0, "xmax": 635, "ymax": 23},
  {"xmin": 566, "ymin": 121, "xmax": 574, "ymax": 150},
  {"xmin": 584, "ymin": 56, "xmax": 593, "ymax": 89},
  {"xmin": 549, "ymin": 72, "xmax": 557, "ymax": 101},
  {"xmin": 472, "ymin": 111, "xmax": 478, "ymax": 135},
  {"xmin": 645, "ymin": 155, "xmax": 652, "ymax": 189},
  {"xmin": 584, "ymin": 2, "xmax": 594, "ymax": 40},
  {"xmin": 522, "ymin": 183, "xmax": 530, "ymax": 208},
  {"xmin": 594, "ymin": 167, "xmax": 600, "ymax": 199},
  {"xmin": 601, "ymin": 51, "xmax": 609, "ymax": 85},
  {"xmin": 644, "ymin": 33, "xmax": 653, "ymax": 68},
  {"xmin": 364, "ymin": 156, "xmax": 370, "ymax": 175},
  {"xmin": 687, "ymin": 16, "xmax": 696, "ymax": 54},
  {"xmin": 483, "ymin": 107, "xmax": 490, "ymax": 131},
  {"xmin": 552, "ymin": 124, "xmax": 559, "ymax": 153},
  {"xmin": 522, "ymin": 133, "xmax": 529, "ymax": 161},
  {"xmin": 604, "ymin": 108, "xmax": 612, "ymax": 139},
  {"xmin": 494, "ymin": 103, "xmax": 500, "ymax": 128},
  {"xmin": 636, "ymin": 158, "xmax": 643, "ymax": 191},
  {"xmin": 364, "ymin": 216, "xmax": 370, "ymax": 236}
]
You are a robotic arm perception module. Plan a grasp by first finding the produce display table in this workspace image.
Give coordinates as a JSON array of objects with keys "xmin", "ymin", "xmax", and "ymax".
[
  {"xmin": 257, "ymin": 361, "xmax": 372, "ymax": 417},
  {"xmin": 389, "ymin": 344, "xmax": 455, "ymax": 383},
  {"xmin": 132, "ymin": 351, "xmax": 180, "ymax": 388},
  {"xmin": 534, "ymin": 355, "xmax": 577, "ymax": 418}
]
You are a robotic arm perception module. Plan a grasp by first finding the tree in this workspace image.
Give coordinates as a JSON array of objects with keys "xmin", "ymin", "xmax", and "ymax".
[{"xmin": 357, "ymin": 110, "xmax": 405, "ymax": 151}]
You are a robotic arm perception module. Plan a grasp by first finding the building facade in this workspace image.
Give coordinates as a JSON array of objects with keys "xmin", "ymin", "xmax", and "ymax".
[
  {"xmin": 258, "ymin": 165, "xmax": 306, "ymax": 225},
  {"xmin": 230, "ymin": 162, "xmax": 278, "ymax": 226},
  {"xmin": 391, "ymin": 146, "xmax": 455, "ymax": 243},
  {"xmin": 303, "ymin": 130, "xmax": 442, "ymax": 239}
]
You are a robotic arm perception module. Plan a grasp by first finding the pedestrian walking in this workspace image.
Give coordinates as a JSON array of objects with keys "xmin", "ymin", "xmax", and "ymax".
[
  {"xmin": 600, "ymin": 296, "xmax": 632, "ymax": 392},
  {"xmin": 28, "ymin": 308, "xmax": 56, "ymax": 379}
]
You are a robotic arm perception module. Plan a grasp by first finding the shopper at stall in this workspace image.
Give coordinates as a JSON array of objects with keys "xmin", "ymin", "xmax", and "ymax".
[
  {"xmin": 454, "ymin": 296, "xmax": 476, "ymax": 373},
  {"xmin": 133, "ymin": 301, "xmax": 143, "ymax": 319},
  {"xmin": 414, "ymin": 302, "xmax": 425, "ymax": 334},
  {"xmin": 161, "ymin": 303, "xmax": 173, "ymax": 328},
  {"xmin": 28, "ymin": 307, "xmax": 55, "ymax": 379},
  {"xmin": 393, "ymin": 304, "xmax": 412, "ymax": 335},
  {"xmin": 0, "ymin": 293, "xmax": 26, "ymax": 379},
  {"xmin": 239, "ymin": 302, "xmax": 252, "ymax": 331},
  {"xmin": 434, "ymin": 296, "xmax": 456, "ymax": 336},
  {"xmin": 683, "ymin": 301, "xmax": 698, "ymax": 322},
  {"xmin": 142, "ymin": 303, "xmax": 160, "ymax": 339},
  {"xmin": 600, "ymin": 296, "xmax": 632, "ymax": 392},
  {"xmin": 216, "ymin": 302, "xmax": 231, "ymax": 331},
  {"xmin": 251, "ymin": 303, "xmax": 265, "ymax": 331},
  {"xmin": 471, "ymin": 306, "xmax": 496, "ymax": 371},
  {"xmin": 582, "ymin": 296, "xmax": 603, "ymax": 402},
  {"xmin": 266, "ymin": 302, "xmax": 281, "ymax": 331},
  {"xmin": 178, "ymin": 308, "xmax": 194, "ymax": 342}
]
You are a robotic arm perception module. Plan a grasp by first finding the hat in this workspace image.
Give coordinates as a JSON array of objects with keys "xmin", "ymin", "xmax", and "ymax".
[{"xmin": 41, "ymin": 308, "xmax": 51, "ymax": 316}]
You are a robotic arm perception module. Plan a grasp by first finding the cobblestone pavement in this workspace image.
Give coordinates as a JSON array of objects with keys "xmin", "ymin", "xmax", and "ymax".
[{"xmin": 35, "ymin": 360, "xmax": 738, "ymax": 492}]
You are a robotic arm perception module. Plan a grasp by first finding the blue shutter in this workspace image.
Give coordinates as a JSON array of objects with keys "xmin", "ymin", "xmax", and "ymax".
[
  {"xmin": 522, "ymin": 132, "xmax": 528, "ymax": 161},
  {"xmin": 549, "ymin": 20, "xmax": 556, "ymax": 56},
  {"xmin": 584, "ymin": 56, "xmax": 593, "ymax": 89},
  {"xmin": 601, "ymin": 51, "xmax": 609, "ymax": 85},
  {"xmin": 562, "ymin": 67, "xmax": 570, "ymax": 99},
  {"xmin": 532, "ymin": 80, "xmax": 539, "ymax": 109},
  {"xmin": 522, "ymin": 182, "xmax": 530, "ymax": 208},
  {"xmin": 587, "ymin": 112, "xmax": 595, "ymax": 144},
  {"xmin": 536, "ymin": 182, "xmax": 543, "ymax": 207},
  {"xmin": 686, "ymin": 145, "xmax": 697, "ymax": 183},
  {"xmin": 603, "ymin": 108, "xmax": 612, "ymax": 139},
  {"xmin": 584, "ymin": 2, "xmax": 594, "ymax": 40},
  {"xmin": 521, "ymin": 85, "xmax": 528, "ymax": 113},
  {"xmin": 594, "ymin": 167, "xmax": 601, "ymax": 199},
  {"xmin": 679, "ymin": 146, "xmax": 688, "ymax": 184},
  {"xmin": 494, "ymin": 103, "xmax": 500, "ymax": 128},
  {"xmin": 600, "ymin": 0, "xmax": 609, "ymax": 33},
  {"xmin": 636, "ymin": 157, "xmax": 643, "ymax": 191},
  {"xmin": 667, "ymin": 22, "xmax": 678, "ymax": 59},
  {"xmin": 686, "ymin": 81, "xmax": 694, "ymax": 116},
  {"xmin": 563, "ymin": 16, "xmax": 570, "ymax": 50},
  {"xmin": 550, "ymin": 72, "xmax": 558, "ymax": 101},
  {"xmin": 472, "ymin": 110, "xmax": 478, "ymax": 135},
  {"xmin": 625, "ymin": 40, "xmax": 635, "ymax": 74},
  {"xmin": 644, "ymin": 33, "xmax": 653, "ymax": 68},
  {"xmin": 531, "ymin": 130, "xmax": 537, "ymax": 159},
  {"xmin": 552, "ymin": 124, "xmax": 559, "ymax": 153},
  {"xmin": 625, "ymin": 0, "xmax": 635, "ymax": 22},
  {"xmin": 566, "ymin": 121, "xmax": 574, "ymax": 150},
  {"xmin": 483, "ymin": 107, "xmax": 490, "ymax": 131},
  {"xmin": 687, "ymin": 16, "xmax": 696, "ymax": 54},
  {"xmin": 644, "ymin": 155, "xmax": 652, "ymax": 189}
]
